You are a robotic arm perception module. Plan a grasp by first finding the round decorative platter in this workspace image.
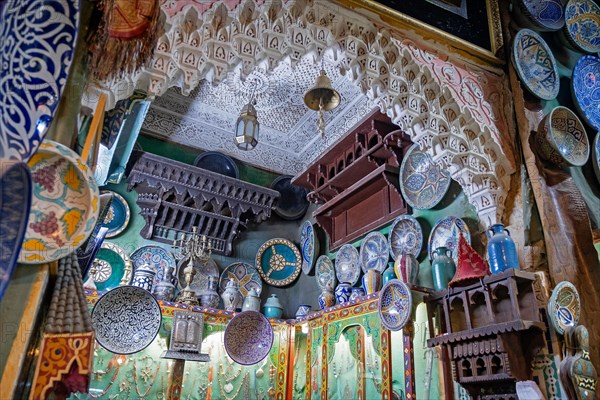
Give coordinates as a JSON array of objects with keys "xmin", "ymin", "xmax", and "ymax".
[
  {"xmin": 0, "ymin": 162, "xmax": 32, "ymax": 301},
  {"xmin": 0, "ymin": 0, "xmax": 79, "ymax": 162},
  {"xmin": 400, "ymin": 144, "xmax": 451, "ymax": 210},
  {"xmin": 512, "ymin": 29, "xmax": 560, "ymax": 101},
  {"xmin": 572, "ymin": 55, "xmax": 600, "ymax": 132},
  {"xmin": 193, "ymin": 151, "xmax": 239, "ymax": 179},
  {"xmin": 593, "ymin": 133, "xmax": 600, "ymax": 184},
  {"xmin": 100, "ymin": 190, "xmax": 130, "ymax": 238},
  {"xmin": 176, "ymin": 257, "xmax": 219, "ymax": 295},
  {"xmin": 219, "ymin": 262, "xmax": 262, "ymax": 296},
  {"xmin": 536, "ymin": 106, "xmax": 589, "ymax": 166},
  {"xmin": 19, "ymin": 140, "xmax": 100, "ymax": 264},
  {"xmin": 315, "ymin": 255, "xmax": 336, "ymax": 291},
  {"xmin": 270, "ymin": 175, "xmax": 310, "ymax": 221},
  {"xmin": 335, "ymin": 244, "xmax": 360, "ymax": 286},
  {"xmin": 130, "ymin": 245, "xmax": 177, "ymax": 285},
  {"xmin": 547, "ymin": 281, "xmax": 581, "ymax": 335},
  {"xmin": 428, "ymin": 216, "xmax": 471, "ymax": 263},
  {"xmin": 564, "ymin": 0, "xmax": 600, "ymax": 54},
  {"xmin": 359, "ymin": 231, "xmax": 390, "ymax": 273},
  {"xmin": 255, "ymin": 238, "xmax": 302, "ymax": 286},
  {"xmin": 85, "ymin": 242, "xmax": 132, "ymax": 292},
  {"xmin": 224, "ymin": 311, "xmax": 274, "ymax": 365},
  {"xmin": 91, "ymin": 286, "xmax": 162, "ymax": 354},
  {"xmin": 300, "ymin": 221, "xmax": 319, "ymax": 275},
  {"xmin": 514, "ymin": 0, "xmax": 565, "ymax": 31},
  {"xmin": 378, "ymin": 280, "xmax": 413, "ymax": 331},
  {"xmin": 388, "ymin": 215, "xmax": 423, "ymax": 260}
]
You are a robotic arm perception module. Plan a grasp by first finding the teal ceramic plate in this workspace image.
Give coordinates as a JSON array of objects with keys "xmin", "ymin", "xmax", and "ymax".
[
  {"xmin": 101, "ymin": 190, "xmax": 130, "ymax": 238},
  {"xmin": 256, "ymin": 238, "xmax": 302, "ymax": 286},
  {"xmin": 85, "ymin": 242, "xmax": 132, "ymax": 292}
]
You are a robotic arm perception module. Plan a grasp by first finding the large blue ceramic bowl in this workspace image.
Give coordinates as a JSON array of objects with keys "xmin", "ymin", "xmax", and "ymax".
[
  {"xmin": 563, "ymin": 0, "xmax": 600, "ymax": 54},
  {"xmin": 572, "ymin": 55, "xmax": 600, "ymax": 131},
  {"xmin": 513, "ymin": 0, "xmax": 565, "ymax": 31}
]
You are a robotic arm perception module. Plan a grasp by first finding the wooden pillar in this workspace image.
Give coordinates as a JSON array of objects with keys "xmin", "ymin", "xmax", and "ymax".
[{"xmin": 166, "ymin": 360, "xmax": 185, "ymax": 400}]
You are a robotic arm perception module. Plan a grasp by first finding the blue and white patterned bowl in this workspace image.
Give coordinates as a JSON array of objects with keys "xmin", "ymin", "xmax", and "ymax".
[
  {"xmin": 359, "ymin": 231, "xmax": 390, "ymax": 273},
  {"xmin": 535, "ymin": 106, "xmax": 589, "ymax": 166},
  {"xmin": 563, "ymin": 0, "xmax": 600, "ymax": 54},
  {"xmin": 513, "ymin": 0, "xmax": 565, "ymax": 31},
  {"xmin": 572, "ymin": 55, "xmax": 600, "ymax": 132},
  {"xmin": 224, "ymin": 311, "xmax": 273, "ymax": 365},
  {"xmin": 335, "ymin": 243, "xmax": 360, "ymax": 285},
  {"xmin": 388, "ymin": 215, "xmax": 423, "ymax": 260},
  {"xmin": 378, "ymin": 280, "xmax": 413, "ymax": 331}
]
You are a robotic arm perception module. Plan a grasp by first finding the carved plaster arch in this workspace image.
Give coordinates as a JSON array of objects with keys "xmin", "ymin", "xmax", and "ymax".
[{"xmin": 85, "ymin": 0, "xmax": 516, "ymax": 226}]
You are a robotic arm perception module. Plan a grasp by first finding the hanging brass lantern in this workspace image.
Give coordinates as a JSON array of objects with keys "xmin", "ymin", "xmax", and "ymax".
[
  {"xmin": 304, "ymin": 69, "xmax": 341, "ymax": 136},
  {"xmin": 234, "ymin": 100, "xmax": 259, "ymax": 151}
]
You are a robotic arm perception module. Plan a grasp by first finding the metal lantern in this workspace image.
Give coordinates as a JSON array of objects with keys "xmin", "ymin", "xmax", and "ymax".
[{"xmin": 234, "ymin": 100, "xmax": 259, "ymax": 150}]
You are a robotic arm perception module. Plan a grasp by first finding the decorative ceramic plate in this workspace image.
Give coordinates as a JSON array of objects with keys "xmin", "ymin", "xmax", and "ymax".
[
  {"xmin": 193, "ymin": 151, "xmax": 239, "ymax": 179},
  {"xmin": 428, "ymin": 217, "xmax": 471, "ymax": 263},
  {"xmin": 378, "ymin": 280, "xmax": 413, "ymax": 331},
  {"xmin": 0, "ymin": 0, "xmax": 79, "ymax": 161},
  {"xmin": 512, "ymin": 29, "xmax": 560, "ymax": 100},
  {"xmin": 176, "ymin": 257, "xmax": 219, "ymax": 295},
  {"xmin": 564, "ymin": 0, "xmax": 600, "ymax": 53},
  {"xmin": 360, "ymin": 231, "xmax": 390, "ymax": 273},
  {"xmin": 270, "ymin": 175, "xmax": 309, "ymax": 220},
  {"xmin": 536, "ymin": 106, "xmax": 589, "ymax": 166},
  {"xmin": 400, "ymin": 145, "xmax": 451, "ymax": 210},
  {"xmin": 514, "ymin": 0, "xmax": 565, "ymax": 31},
  {"xmin": 593, "ymin": 133, "xmax": 600, "ymax": 184},
  {"xmin": 300, "ymin": 221, "xmax": 319, "ymax": 275},
  {"xmin": 547, "ymin": 281, "xmax": 581, "ymax": 335},
  {"xmin": 0, "ymin": 162, "xmax": 32, "ymax": 301},
  {"xmin": 219, "ymin": 262, "xmax": 262, "ymax": 296},
  {"xmin": 315, "ymin": 255, "xmax": 336, "ymax": 291},
  {"xmin": 388, "ymin": 215, "xmax": 423, "ymax": 260},
  {"xmin": 91, "ymin": 286, "xmax": 162, "ymax": 354},
  {"xmin": 85, "ymin": 242, "xmax": 132, "ymax": 292},
  {"xmin": 224, "ymin": 311, "xmax": 273, "ymax": 365},
  {"xmin": 77, "ymin": 226, "xmax": 109, "ymax": 277},
  {"xmin": 19, "ymin": 140, "xmax": 100, "ymax": 264},
  {"xmin": 130, "ymin": 245, "xmax": 177, "ymax": 285},
  {"xmin": 572, "ymin": 55, "xmax": 600, "ymax": 131},
  {"xmin": 335, "ymin": 244, "xmax": 361, "ymax": 285},
  {"xmin": 101, "ymin": 190, "xmax": 130, "ymax": 238},
  {"xmin": 255, "ymin": 238, "xmax": 302, "ymax": 286}
]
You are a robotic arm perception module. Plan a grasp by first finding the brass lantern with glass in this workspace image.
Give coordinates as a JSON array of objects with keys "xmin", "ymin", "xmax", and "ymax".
[{"xmin": 234, "ymin": 99, "xmax": 259, "ymax": 151}]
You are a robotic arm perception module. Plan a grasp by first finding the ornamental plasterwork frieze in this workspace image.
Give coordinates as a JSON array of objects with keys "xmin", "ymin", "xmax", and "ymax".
[{"xmin": 84, "ymin": 0, "xmax": 517, "ymax": 227}]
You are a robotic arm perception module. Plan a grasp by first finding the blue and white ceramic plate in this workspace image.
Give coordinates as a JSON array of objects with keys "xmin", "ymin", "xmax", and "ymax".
[
  {"xmin": 219, "ymin": 262, "xmax": 262, "ymax": 296},
  {"xmin": 130, "ymin": 245, "xmax": 177, "ymax": 286},
  {"xmin": 256, "ymin": 238, "xmax": 302, "ymax": 287},
  {"xmin": 360, "ymin": 231, "xmax": 390, "ymax": 273},
  {"xmin": 77, "ymin": 226, "xmax": 109, "ymax": 278},
  {"xmin": 572, "ymin": 55, "xmax": 600, "ymax": 131},
  {"xmin": 176, "ymin": 257, "xmax": 219, "ymax": 295},
  {"xmin": 300, "ymin": 221, "xmax": 319, "ymax": 275},
  {"xmin": 548, "ymin": 281, "xmax": 580, "ymax": 335},
  {"xmin": 335, "ymin": 244, "xmax": 360, "ymax": 285},
  {"xmin": 85, "ymin": 242, "xmax": 132, "ymax": 292},
  {"xmin": 428, "ymin": 216, "xmax": 471, "ymax": 263},
  {"xmin": 593, "ymin": 133, "xmax": 600, "ymax": 184},
  {"xmin": 378, "ymin": 280, "xmax": 413, "ymax": 331},
  {"xmin": 388, "ymin": 215, "xmax": 423, "ymax": 260},
  {"xmin": 0, "ymin": 0, "xmax": 79, "ymax": 161},
  {"xmin": 400, "ymin": 145, "xmax": 451, "ymax": 210},
  {"xmin": 271, "ymin": 175, "xmax": 309, "ymax": 221},
  {"xmin": 564, "ymin": 0, "xmax": 600, "ymax": 54},
  {"xmin": 512, "ymin": 29, "xmax": 560, "ymax": 101},
  {"xmin": 101, "ymin": 190, "xmax": 130, "ymax": 238},
  {"xmin": 0, "ymin": 162, "xmax": 32, "ymax": 302},
  {"xmin": 224, "ymin": 311, "xmax": 273, "ymax": 365},
  {"xmin": 514, "ymin": 0, "xmax": 565, "ymax": 31},
  {"xmin": 315, "ymin": 255, "xmax": 336, "ymax": 291},
  {"xmin": 193, "ymin": 151, "xmax": 239, "ymax": 179}
]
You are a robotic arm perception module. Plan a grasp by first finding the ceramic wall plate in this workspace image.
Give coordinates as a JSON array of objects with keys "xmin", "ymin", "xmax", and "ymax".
[
  {"xmin": 219, "ymin": 262, "xmax": 262, "ymax": 296},
  {"xmin": 270, "ymin": 175, "xmax": 309, "ymax": 220},
  {"xmin": 91, "ymin": 286, "xmax": 162, "ymax": 354},
  {"xmin": 514, "ymin": 0, "xmax": 565, "ymax": 31},
  {"xmin": 548, "ymin": 281, "xmax": 581, "ymax": 335},
  {"xmin": 572, "ymin": 55, "xmax": 600, "ymax": 131},
  {"xmin": 512, "ymin": 29, "xmax": 560, "ymax": 101},
  {"xmin": 76, "ymin": 226, "xmax": 109, "ymax": 277},
  {"xmin": 315, "ymin": 255, "xmax": 336, "ymax": 291},
  {"xmin": 85, "ymin": 242, "xmax": 132, "ymax": 292},
  {"xmin": 378, "ymin": 280, "xmax": 413, "ymax": 331},
  {"xmin": 101, "ymin": 190, "xmax": 130, "ymax": 238},
  {"xmin": 224, "ymin": 311, "xmax": 273, "ymax": 365},
  {"xmin": 564, "ymin": 0, "xmax": 600, "ymax": 54},
  {"xmin": 335, "ymin": 244, "xmax": 360, "ymax": 286},
  {"xmin": 130, "ymin": 245, "xmax": 177, "ymax": 285},
  {"xmin": 0, "ymin": 0, "xmax": 79, "ymax": 161},
  {"xmin": 255, "ymin": 238, "xmax": 302, "ymax": 286},
  {"xmin": 176, "ymin": 257, "xmax": 219, "ymax": 295},
  {"xmin": 360, "ymin": 231, "xmax": 390, "ymax": 273},
  {"xmin": 193, "ymin": 151, "xmax": 239, "ymax": 179},
  {"xmin": 0, "ymin": 162, "xmax": 32, "ymax": 302},
  {"xmin": 593, "ymin": 133, "xmax": 600, "ymax": 184},
  {"xmin": 388, "ymin": 215, "xmax": 423, "ymax": 260},
  {"xmin": 19, "ymin": 140, "xmax": 100, "ymax": 264},
  {"xmin": 536, "ymin": 106, "xmax": 589, "ymax": 166},
  {"xmin": 428, "ymin": 216, "xmax": 471, "ymax": 263},
  {"xmin": 400, "ymin": 144, "xmax": 451, "ymax": 210},
  {"xmin": 300, "ymin": 221, "xmax": 319, "ymax": 275}
]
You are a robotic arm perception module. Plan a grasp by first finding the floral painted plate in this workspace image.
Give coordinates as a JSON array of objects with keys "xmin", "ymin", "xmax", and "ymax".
[
  {"xmin": 315, "ymin": 255, "xmax": 336, "ymax": 291},
  {"xmin": 378, "ymin": 280, "xmax": 413, "ymax": 331},
  {"xmin": 176, "ymin": 257, "xmax": 219, "ymax": 295},
  {"xmin": 428, "ymin": 217, "xmax": 471, "ymax": 263},
  {"xmin": 271, "ymin": 176, "xmax": 309, "ymax": 221},
  {"xmin": 91, "ymin": 286, "xmax": 162, "ymax": 354},
  {"xmin": 335, "ymin": 244, "xmax": 360, "ymax": 285},
  {"xmin": 360, "ymin": 231, "xmax": 390, "ymax": 273},
  {"xmin": 0, "ymin": 0, "xmax": 79, "ymax": 161},
  {"xmin": 130, "ymin": 245, "xmax": 177, "ymax": 286},
  {"xmin": 300, "ymin": 221, "xmax": 319, "ymax": 275},
  {"xmin": 0, "ymin": 162, "xmax": 32, "ymax": 302},
  {"xmin": 224, "ymin": 311, "xmax": 273, "ymax": 365},
  {"xmin": 84, "ymin": 242, "xmax": 133, "ymax": 292},
  {"xmin": 548, "ymin": 281, "xmax": 581, "ymax": 335},
  {"xmin": 388, "ymin": 215, "xmax": 423, "ymax": 260},
  {"xmin": 219, "ymin": 262, "xmax": 262, "ymax": 296},
  {"xmin": 572, "ymin": 55, "xmax": 600, "ymax": 131},
  {"xmin": 19, "ymin": 140, "xmax": 100, "ymax": 264},
  {"xmin": 101, "ymin": 190, "xmax": 130, "ymax": 238},
  {"xmin": 255, "ymin": 238, "xmax": 302, "ymax": 286},
  {"xmin": 193, "ymin": 151, "xmax": 239, "ymax": 179},
  {"xmin": 564, "ymin": 0, "xmax": 600, "ymax": 54},
  {"xmin": 513, "ymin": 0, "xmax": 565, "ymax": 31},
  {"xmin": 400, "ymin": 144, "xmax": 451, "ymax": 210}
]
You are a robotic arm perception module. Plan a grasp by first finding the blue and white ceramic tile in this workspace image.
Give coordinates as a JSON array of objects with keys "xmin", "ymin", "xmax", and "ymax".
[
  {"xmin": 359, "ymin": 231, "xmax": 390, "ymax": 273},
  {"xmin": 300, "ymin": 221, "xmax": 319, "ymax": 275},
  {"xmin": 388, "ymin": 215, "xmax": 423, "ymax": 260},
  {"xmin": 224, "ymin": 311, "xmax": 273, "ymax": 365},
  {"xmin": 335, "ymin": 244, "xmax": 360, "ymax": 285},
  {"xmin": 564, "ymin": 0, "xmax": 600, "ymax": 53},
  {"xmin": 572, "ymin": 55, "xmax": 600, "ymax": 131},
  {"xmin": 428, "ymin": 216, "xmax": 471, "ymax": 263}
]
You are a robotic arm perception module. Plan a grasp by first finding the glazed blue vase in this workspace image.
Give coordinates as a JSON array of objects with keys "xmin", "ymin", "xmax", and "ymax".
[
  {"xmin": 486, "ymin": 224, "xmax": 519, "ymax": 274},
  {"xmin": 431, "ymin": 247, "xmax": 456, "ymax": 292}
]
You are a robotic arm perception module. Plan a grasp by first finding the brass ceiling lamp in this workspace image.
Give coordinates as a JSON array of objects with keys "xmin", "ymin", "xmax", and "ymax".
[{"xmin": 304, "ymin": 64, "xmax": 341, "ymax": 137}]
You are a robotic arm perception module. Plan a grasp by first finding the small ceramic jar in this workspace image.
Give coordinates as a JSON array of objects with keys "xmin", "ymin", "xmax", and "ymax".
[
  {"xmin": 295, "ymin": 304, "xmax": 311, "ymax": 318},
  {"xmin": 221, "ymin": 279, "xmax": 243, "ymax": 311},
  {"xmin": 263, "ymin": 294, "xmax": 283, "ymax": 319},
  {"xmin": 131, "ymin": 263, "xmax": 156, "ymax": 292},
  {"xmin": 242, "ymin": 288, "xmax": 261, "ymax": 312}
]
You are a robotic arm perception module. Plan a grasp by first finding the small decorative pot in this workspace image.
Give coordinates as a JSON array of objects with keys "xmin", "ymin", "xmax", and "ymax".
[
  {"xmin": 487, "ymin": 223, "xmax": 519, "ymax": 274},
  {"xmin": 382, "ymin": 263, "xmax": 397, "ymax": 285},
  {"xmin": 394, "ymin": 253, "xmax": 420, "ymax": 285},
  {"xmin": 349, "ymin": 287, "xmax": 365, "ymax": 302},
  {"xmin": 263, "ymin": 294, "xmax": 283, "ymax": 319},
  {"xmin": 362, "ymin": 269, "xmax": 382, "ymax": 294},
  {"xmin": 295, "ymin": 304, "xmax": 311, "ymax": 318},
  {"xmin": 131, "ymin": 263, "xmax": 156, "ymax": 292},
  {"xmin": 431, "ymin": 247, "xmax": 456, "ymax": 292},
  {"xmin": 318, "ymin": 286, "xmax": 335, "ymax": 310},
  {"xmin": 200, "ymin": 275, "xmax": 220, "ymax": 308},
  {"xmin": 221, "ymin": 279, "xmax": 243, "ymax": 311},
  {"xmin": 152, "ymin": 266, "xmax": 176, "ymax": 302},
  {"xmin": 335, "ymin": 282, "xmax": 352, "ymax": 304},
  {"xmin": 242, "ymin": 288, "xmax": 261, "ymax": 312}
]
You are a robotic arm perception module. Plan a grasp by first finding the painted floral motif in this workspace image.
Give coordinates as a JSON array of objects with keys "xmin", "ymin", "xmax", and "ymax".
[
  {"xmin": 572, "ymin": 55, "xmax": 600, "ymax": 132},
  {"xmin": 378, "ymin": 280, "xmax": 412, "ymax": 331},
  {"xmin": 388, "ymin": 215, "xmax": 423, "ymax": 260},
  {"xmin": 359, "ymin": 231, "xmax": 390, "ymax": 273},
  {"xmin": 219, "ymin": 262, "xmax": 262, "ymax": 296},
  {"xmin": 335, "ymin": 244, "xmax": 360, "ymax": 285},
  {"xmin": 565, "ymin": 0, "xmax": 600, "ymax": 53},
  {"xmin": 84, "ymin": 242, "xmax": 132, "ymax": 292},
  {"xmin": 224, "ymin": 311, "xmax": 273, "ymax": 365}
]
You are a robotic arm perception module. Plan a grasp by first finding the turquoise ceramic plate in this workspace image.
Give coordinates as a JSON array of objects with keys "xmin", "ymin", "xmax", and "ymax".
[
  {"xmin": 101, "ymin": 190, "xmax": 130, "ymax": 238},
  {"xmin": 85, "ymin": 242, "xmax": 132, "ymax": 292},
  {"xmin": 255, "ymin": 238, "xmax": 302, "ymax": 286}
]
